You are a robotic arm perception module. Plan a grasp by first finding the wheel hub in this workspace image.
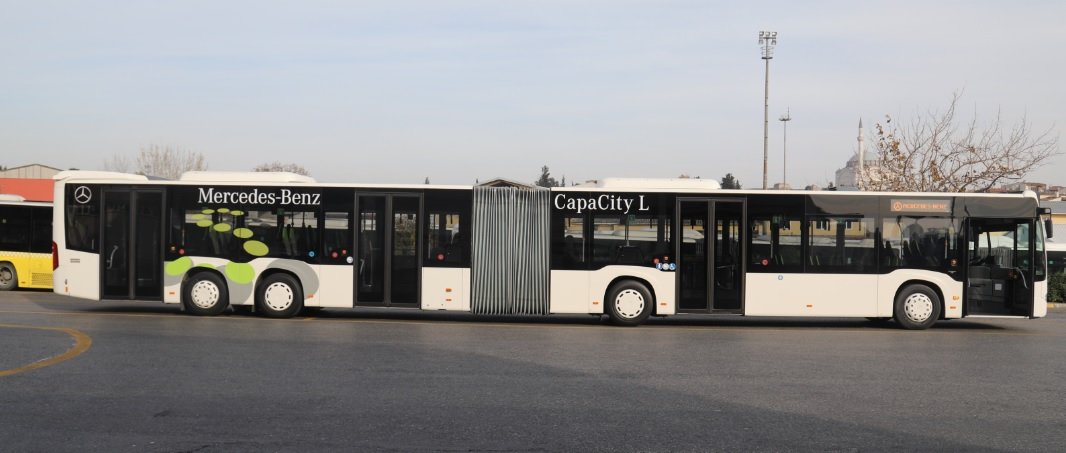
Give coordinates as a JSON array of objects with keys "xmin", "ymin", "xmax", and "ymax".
[
  {"xmin": 190, "ymin": 280, "xmax": 220, "ymax": 309},
  {"xmin": 263, "ymin": 282, "xmax": 294, "ymax": 311},
  {"xmin": 903, "ymin": 293, "xmax": 934, "ymax": 323},
  {"xmin": 615, "ymin": 289, "xmax": 645, "ymax": 319}
]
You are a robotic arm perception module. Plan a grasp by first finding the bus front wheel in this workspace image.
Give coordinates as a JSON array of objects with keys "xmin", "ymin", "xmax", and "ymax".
[
  {"xmin": 183, "ymin": 272, "xmax": 229, "ymax": 316},
  {"xmin": 256, "ymin": 273, "xmax": 303, "ymax": 319},
  {"xmin": 606, "ymin": 280, "xmax": 653, "ymax": 327},
  {"xmin": 894, "ymin": 284, "xmax": 941, "ymax": 330},
  {"xmin": 0, "ymin": 263, "xmax": 17, "ymax": 291}
]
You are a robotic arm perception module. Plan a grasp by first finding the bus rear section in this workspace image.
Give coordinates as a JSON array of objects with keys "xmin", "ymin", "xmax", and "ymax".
[
  {"xmin": 0, "ymin": 196, "xmax": 53, "ymax": 290},
  {"xmin": 53, "ymin": 173, "xmax": 160, "ymax": 300}
]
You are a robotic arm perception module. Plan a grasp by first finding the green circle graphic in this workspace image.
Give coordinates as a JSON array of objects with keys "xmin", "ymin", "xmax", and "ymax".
[
  {"xmin": 218, "ymin": 208, "xmax": 230, "ymax": 214},
  {"xmin": 243, "ymin": 240, "xmax": 269, "ymax": 257},
  {"xmin": 233, "ymin": 227, "xmax": 254, "ymax": 239},
  {"xmin": 196, "ymin": 219, "xmax": 213, "ymax": 228},
  {"xmin": 165, "ymin": 257, "xmax": 193, "ymax": 276},
  {"xmin": 196, "ymin": 263, "xmax": 216, "ymax": 269},
  {"xmin": 225, "ymin": 262, "xmax": 255, "ymax": 284},
  {"xmin": 191, "ymin": 213, "xmax": 205, "ymax": 220},
  {"xmin": 213, "ymin": 223, "xmax": 233, "ymax": 233},
  {"xmin": 202, "ymin": 209, "xmax": 215, "ymax": 214},
  {"xmin": 231, "ymin": 210, "xmax": 244, "ymax": 216}
]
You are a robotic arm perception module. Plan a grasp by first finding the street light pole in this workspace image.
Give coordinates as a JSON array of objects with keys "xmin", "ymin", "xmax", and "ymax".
[
  {"xmin": 779, "ymin": 108, "xmax": 791, "ymax": 188},
  {"xmin": 759, "ymin": 31, "xmax": 777, "ymax": 190}
]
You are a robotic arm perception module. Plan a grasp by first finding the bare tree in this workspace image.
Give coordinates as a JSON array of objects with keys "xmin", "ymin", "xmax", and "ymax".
[
  {"xmin": 861, "ymin": 92, "xmax": 1059, "ymax": 192},
  {"xmin": 104, "ymin": 145, "xmax": 208, "ymax": 179},
  {"xmin": 102, "ymin": 154, "xmax": 132, "ymax": 173},
  {"xmin": 253, "ymin": 161, "xmax": 311, "ymax": 176}
]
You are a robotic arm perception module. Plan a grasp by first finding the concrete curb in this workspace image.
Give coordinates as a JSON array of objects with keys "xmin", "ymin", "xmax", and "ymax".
[{"xmin": 1049, "ymin": 303, "xmax": 1064, "ymax": 309}]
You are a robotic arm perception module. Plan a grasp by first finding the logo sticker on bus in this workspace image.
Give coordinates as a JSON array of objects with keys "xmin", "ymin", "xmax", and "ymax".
[
  {"xmin": 73, "ymin": 186, "xmax": 92, "ymax": 204},
  {"xmin": 552, "ymin": 194, "xmax": 650, "ymax": 214}
]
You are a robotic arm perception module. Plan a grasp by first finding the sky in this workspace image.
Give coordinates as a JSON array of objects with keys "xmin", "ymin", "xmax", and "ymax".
[{"xmin": 1, "ymin": 1, "xmax": 1063, "ymax": 188}]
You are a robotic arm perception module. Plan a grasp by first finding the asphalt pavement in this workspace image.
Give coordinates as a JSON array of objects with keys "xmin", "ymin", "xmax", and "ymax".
[{"xmin": 3, "ymin": 290, "xmax": 1066, "ymax": 452}]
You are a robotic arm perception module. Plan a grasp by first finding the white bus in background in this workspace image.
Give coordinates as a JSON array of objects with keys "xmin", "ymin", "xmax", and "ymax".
[{"xmin": 52, "ymin": 171, "xmax": 1050, "ymax": 329}]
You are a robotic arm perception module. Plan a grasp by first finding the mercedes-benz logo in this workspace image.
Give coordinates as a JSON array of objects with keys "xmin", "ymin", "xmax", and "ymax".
[{"xmin": 73, "ymin": 186, "xmax": 92, "ymax": 204}]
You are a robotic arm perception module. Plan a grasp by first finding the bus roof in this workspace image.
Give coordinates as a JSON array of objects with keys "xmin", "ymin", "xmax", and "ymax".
[
  {"xmin": 51, "ymin": 170, "xmax": 1038, "ymax": 200},
  {"xmin": 574, "ymin": 177, "xmax": 722, "ymax": 190},
  {"xmin": 0, "ymin": 194, "xmax": 51, "ymax": 208},
  {"xmin": 54, "ymin": 170, "xmax": 150, "ymax": 182},
  {"xmin": 180, "ymin": 171, "xmax": 316, "ymax": 184}
]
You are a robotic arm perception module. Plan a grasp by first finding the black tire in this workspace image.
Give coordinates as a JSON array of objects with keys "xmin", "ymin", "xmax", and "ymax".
[
  {"xmin": 256, "ymin": 273, "xmax": 303, "ymax": 318},
  {"xmin": 893, "ymin": 284, "xmax": 941, "ymax": 330},
  {"xmin": 182, "ymin": 272, "xmax": 229, "ymax": 316},
  {"xmin": 0, "ymin": 263, "xmax": 17, "ymax": 291},
  {"xmin": 606, "ymin": 280, "xmax": 653, "ymax": 327}
]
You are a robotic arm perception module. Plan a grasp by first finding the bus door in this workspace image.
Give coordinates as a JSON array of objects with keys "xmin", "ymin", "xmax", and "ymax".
[
  {"xmin": 355, "ymin": 193, "xmax": 422, "ymax": 307},
  {"xmin": 101, "ymin": 189, "xmax": 164, "ymax": 300},
  {"xmin": 677, "ymin": 199, "xmax": 745, "ymax": 313},
  {"xmin": 965, "ymin": 218, "xmax": 1034, "ymax": 317}
]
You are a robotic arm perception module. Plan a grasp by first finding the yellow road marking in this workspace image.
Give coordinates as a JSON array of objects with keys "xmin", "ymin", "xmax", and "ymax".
[{"xmin": 0, "ymin": 324, "xmax": 93, "ymax": 377}]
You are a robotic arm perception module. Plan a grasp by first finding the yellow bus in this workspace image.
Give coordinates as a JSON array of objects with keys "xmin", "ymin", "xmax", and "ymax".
[{"xmin": 0, "ymin": 195, "xmax": 53, "ymax": 290}]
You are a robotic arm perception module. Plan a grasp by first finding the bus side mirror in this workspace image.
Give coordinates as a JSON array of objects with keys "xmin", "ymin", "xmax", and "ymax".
[{"xmin": 1045, "ymin": 218, "xmax": 1054, "ymax": 239}]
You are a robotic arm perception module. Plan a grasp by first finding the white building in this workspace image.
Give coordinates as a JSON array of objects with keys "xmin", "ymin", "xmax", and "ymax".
[
  {"xmin": 0, "ymin": 163, "xmax": 62, "ymax": 179},
  {"xmin": 834, "ymin": 119, "xmax": 880, "ymax": 191}
]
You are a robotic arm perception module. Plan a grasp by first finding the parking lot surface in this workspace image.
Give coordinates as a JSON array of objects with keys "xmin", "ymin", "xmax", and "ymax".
[{"xmin": 3, "ymin": 291, "xmax": 1066, "ymax": 451}]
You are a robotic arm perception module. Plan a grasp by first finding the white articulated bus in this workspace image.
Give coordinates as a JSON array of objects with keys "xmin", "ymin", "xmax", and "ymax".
[{"xmin": 52, "ymin": 171, "xmax": 1050, "ymax": 329}]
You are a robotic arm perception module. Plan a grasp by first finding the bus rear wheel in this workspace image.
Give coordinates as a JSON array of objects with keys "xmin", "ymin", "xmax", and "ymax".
[
  {"xmin": 0, "ymin": 263, "xmax": 17, "ymax": 291},
  {"xmin": 183, "ymin": 272, "xmax": 229, "ymax": 316},
  {"xmin": 256, "ymin": 273, "xmax": 303, "ymax": 319},
  {"xmin": 606, "ymin": 280, "xmax": 653, "ymax": 327},
  {"xmin": 894, "ymin": 284, "xmax": 941, "ymax": 330}
]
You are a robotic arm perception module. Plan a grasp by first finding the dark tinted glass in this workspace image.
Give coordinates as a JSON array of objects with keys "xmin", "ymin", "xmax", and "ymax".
[
  {"xmin": 0, "ymin": 206, "xmax": 30, "ymax": 252},
  {"xmin": 65, "ymin": 185, "xmax": 99, "ymax": 253},
  {"xmin": 881, "ymin": 216, "xmax": 959, "ymax": 274},
  {"xmin": 424, "ymin": 190, "xmax": 470, "ymax": 267},
  {"xmin": 30, "ymin": 207, "xmax": 52, "ymax": 253}
]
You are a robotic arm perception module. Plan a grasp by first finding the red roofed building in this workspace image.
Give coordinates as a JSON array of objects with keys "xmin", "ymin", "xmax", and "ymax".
[{"xmin": 0, "ymin": 164, "xmax": 62, "ymax": 202}]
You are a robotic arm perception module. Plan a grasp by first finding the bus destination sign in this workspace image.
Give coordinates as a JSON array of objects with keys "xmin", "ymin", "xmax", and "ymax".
[{"xmin": 890, "ymin": 199, "xmax": 951, "ymax": 213}]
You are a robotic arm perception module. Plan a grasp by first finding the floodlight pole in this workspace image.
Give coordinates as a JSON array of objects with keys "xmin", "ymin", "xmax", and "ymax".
[
  {"xmin": 759, "ymin": 31, "xmax": 777, "ymax": 190},
  {"xmin": 779, "ymin": 108, "xmax": 791, "ymax": 187}
]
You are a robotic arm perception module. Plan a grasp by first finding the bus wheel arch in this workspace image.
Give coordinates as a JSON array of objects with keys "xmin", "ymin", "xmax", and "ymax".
[
  {"xmin": 605, "ymin": 277, "xmax": 655, "ymax": 326},
  {"xmin": 0, "ymin": 262, "xmax": 17, "ymax": 291},
  {"xmin": 181, "ymin": 269, "xmax": 229, "ymax": 316},
  {"xmin": 255, "ymin": 270, "xmax": 303, "ymax": 318},
  {"xmin": 893, "ymin": 281, "xmax": 943, "ymax": 330}
]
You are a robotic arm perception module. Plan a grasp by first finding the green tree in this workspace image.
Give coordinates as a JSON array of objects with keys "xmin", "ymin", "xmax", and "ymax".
[
  {"xmin": 1048, "ymin": 273, "xmax": 1066, "ymax": 303},
  {"xmin": 720, "ymin": 173, "xmax": 742, "ymax": 189},
  {"xmin": 536, "ymin": 165, "xmax": 560, "ymax": 187}
]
